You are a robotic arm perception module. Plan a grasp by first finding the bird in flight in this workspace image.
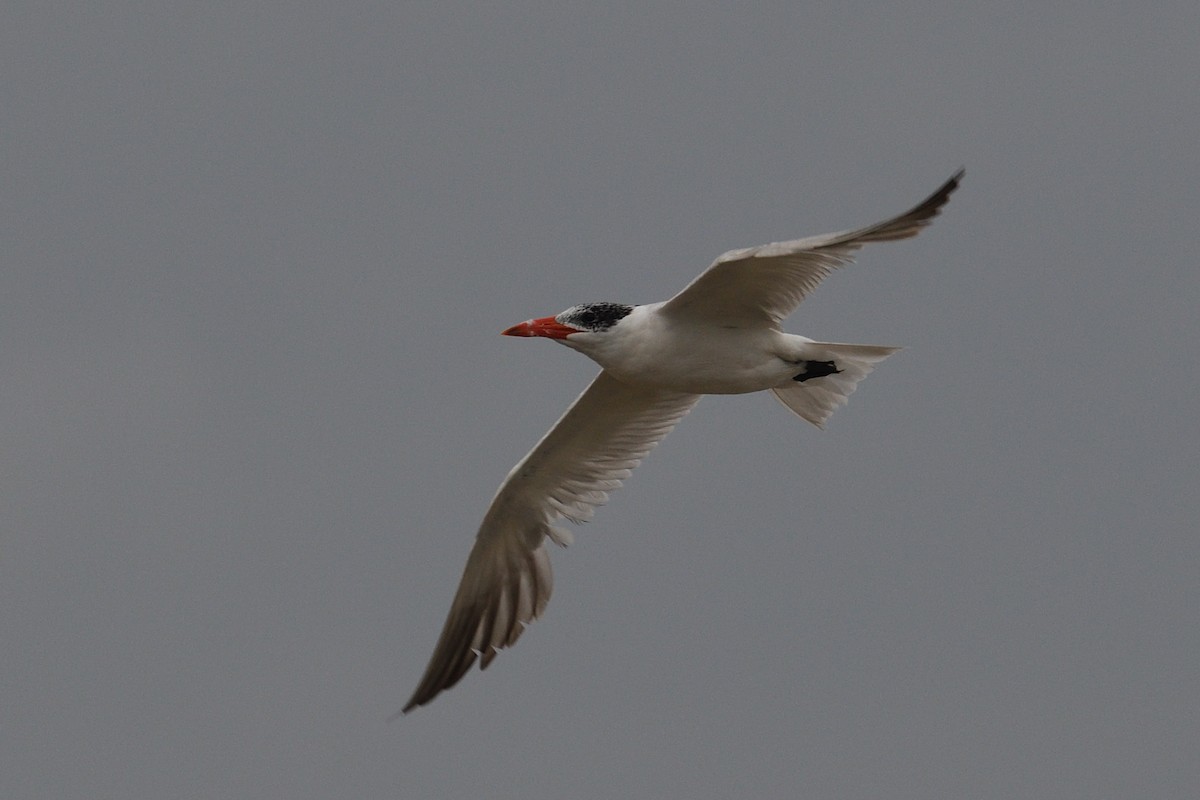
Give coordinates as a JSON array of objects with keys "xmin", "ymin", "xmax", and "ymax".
[{"xmin": 402, "ymin": 170, "xmax": 963, "ymax": 712}]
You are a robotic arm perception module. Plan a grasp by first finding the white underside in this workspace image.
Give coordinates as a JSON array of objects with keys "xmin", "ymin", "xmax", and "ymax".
[{"xmin": 561, "ymin": 304, "xmax": 894, "ymax": 398}]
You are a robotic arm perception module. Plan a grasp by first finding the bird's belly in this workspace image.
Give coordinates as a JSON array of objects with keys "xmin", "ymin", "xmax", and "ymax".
[{"xmin": 603, "ymin": 329, "xmax": 800, "ymax": 395}]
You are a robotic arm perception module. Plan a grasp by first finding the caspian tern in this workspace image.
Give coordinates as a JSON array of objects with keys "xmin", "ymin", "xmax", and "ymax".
[{"xmin": 402, "ymin": 170, "xmax": 962, "ymax": 712}]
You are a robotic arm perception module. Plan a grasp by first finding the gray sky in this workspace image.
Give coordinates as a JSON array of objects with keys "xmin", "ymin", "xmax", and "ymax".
[{"xmin": 3, "ymin": 3, "xmax": 1198, "ymax": 798}]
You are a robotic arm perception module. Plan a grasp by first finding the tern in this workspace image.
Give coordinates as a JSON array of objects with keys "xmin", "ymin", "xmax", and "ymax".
[{"xmin": 402, "ymin": 170, "xmax": 962, "ymax": 712}]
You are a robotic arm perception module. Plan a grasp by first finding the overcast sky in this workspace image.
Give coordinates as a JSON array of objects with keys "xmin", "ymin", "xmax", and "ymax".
[{"xmin": 3, "ymin": 3, "xmax": 1198, "ymax": 798}]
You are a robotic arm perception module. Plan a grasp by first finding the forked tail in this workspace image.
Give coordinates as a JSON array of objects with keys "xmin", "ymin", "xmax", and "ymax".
[{"xmin": 770, "ymin": 342, "xmax": 900, "ymax": 428}]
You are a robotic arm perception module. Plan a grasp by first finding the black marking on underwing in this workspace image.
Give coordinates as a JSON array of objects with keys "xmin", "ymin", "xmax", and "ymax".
[{"xmin": 792, "ymin": 360, "xmax": 842, "ymax": 382}]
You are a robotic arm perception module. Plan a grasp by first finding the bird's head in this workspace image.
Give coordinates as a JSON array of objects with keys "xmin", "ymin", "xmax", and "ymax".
[{"xmin": 502, "ymin": 303, "xmax": 634, "ymax": 347}]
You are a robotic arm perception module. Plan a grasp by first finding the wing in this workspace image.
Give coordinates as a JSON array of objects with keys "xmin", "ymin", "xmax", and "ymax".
[
  {"xmin": 660, "ymin": 170, "xmax": 963, "ymax": 327},
  {"xmin": 402, "ymin": 371, "xmax": 699, "ymax": 712}
]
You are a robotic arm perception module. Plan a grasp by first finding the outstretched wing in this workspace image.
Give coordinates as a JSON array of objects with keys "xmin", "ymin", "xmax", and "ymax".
[
  {"xmin": 402, "ymin": 371, "xmax": 699, "ymax": 712},
  {"xmin": 660, "ymin": 170, "xmax": 963, "ymax": 327}
]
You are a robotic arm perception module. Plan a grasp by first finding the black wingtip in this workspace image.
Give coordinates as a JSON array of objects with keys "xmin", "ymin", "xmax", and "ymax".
[
  {"xmin": 920, "ymin": 168, "xmax": 965, "ymax": 215},
  {"xmin": 898, "ymin": 168, "xmax": 965, "ymax": 230}
]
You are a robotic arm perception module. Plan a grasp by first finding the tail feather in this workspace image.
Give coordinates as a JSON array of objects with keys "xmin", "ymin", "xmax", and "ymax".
[{"xmin": 770, "ymin": 342, "xmax": 899, "ymax": 428}]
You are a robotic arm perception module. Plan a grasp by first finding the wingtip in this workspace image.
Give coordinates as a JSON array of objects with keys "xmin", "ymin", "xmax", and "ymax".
[
  {"xmin": 396, "ymin": 687, "xmax": 431, "ymax": 717},
  {"xmin": 928, "ymin": 168, "xmax": 966, "ymax": 208},
  {"xmin": 937, "ymin": 167, "xmax": 966, "ymax": 204},
  {"xmin": 903, "ymin": 168, "xmax": 966, "ymax": 229},
  {"xmin": 946, "ymin": 167, "xmax": 965, "ymax": 193}
]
